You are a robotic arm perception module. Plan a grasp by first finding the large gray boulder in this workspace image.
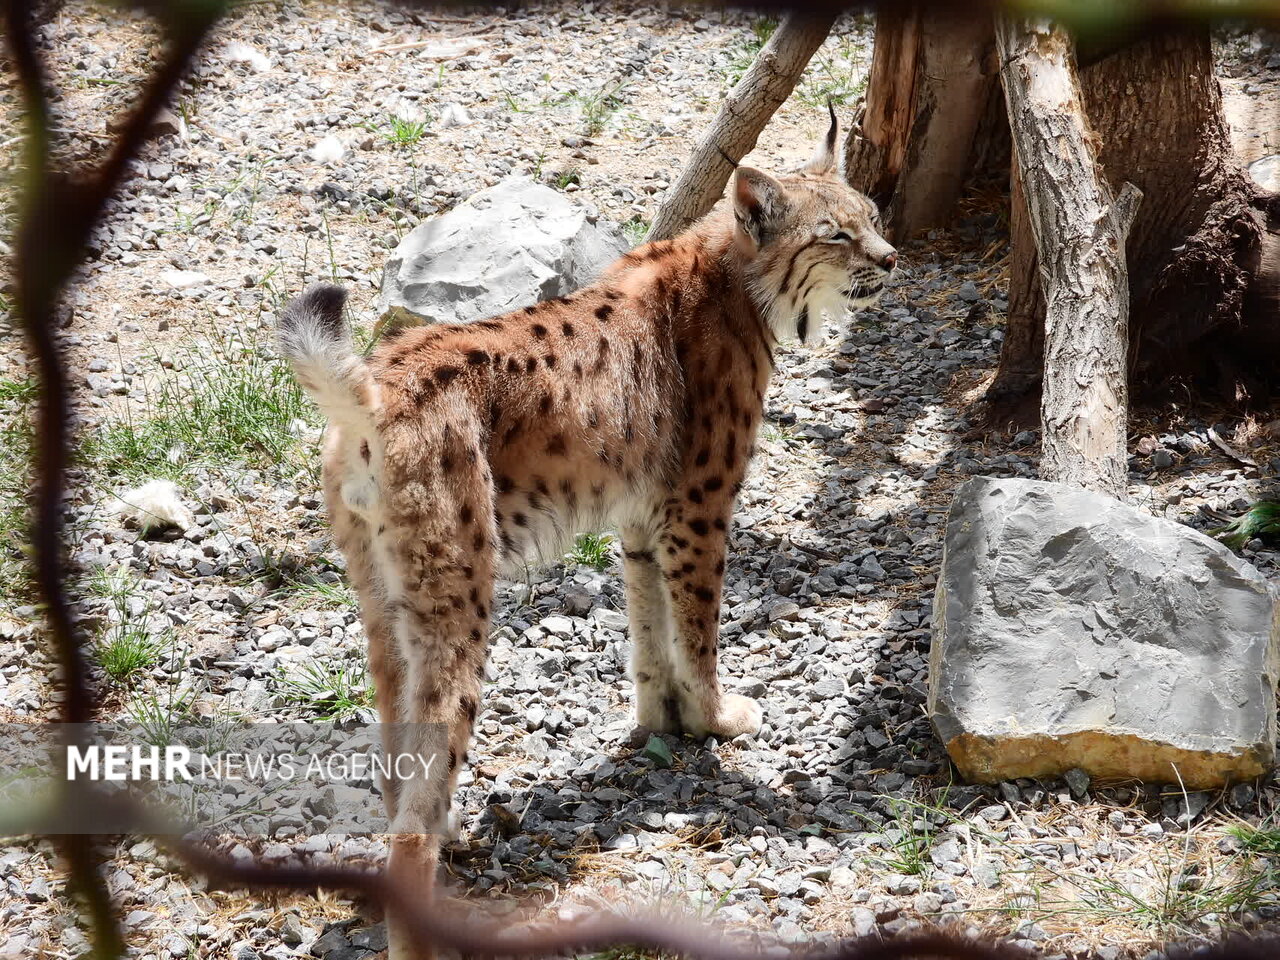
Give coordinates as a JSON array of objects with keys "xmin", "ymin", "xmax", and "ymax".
[
  {"xmin": 378, "ymin": 177, "xmax": 628, "ymax": 326},
  {"xmin": 1248, "ymin": 154, "xmax": 1279, "ymax": 192},
  {"xmin": 930, "ymin": 477, "xmax": 1279, "ymax": 788}
]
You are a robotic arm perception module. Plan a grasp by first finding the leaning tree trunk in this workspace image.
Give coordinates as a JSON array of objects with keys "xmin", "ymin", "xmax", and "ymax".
[
  {"xmin": 843, "ymin": 6, "xmax": 1000, "ymax": 242},
  {"xmin": 989, "ymin": 29, "xmax": 1280, "ymax": 406},
  {"xmin": 646, "ymin": 12, "xmax": 836, "ymax": 242},
  {"xmin": 996, "ymin": 16, "xmax": 1141, "ymax": 499}
]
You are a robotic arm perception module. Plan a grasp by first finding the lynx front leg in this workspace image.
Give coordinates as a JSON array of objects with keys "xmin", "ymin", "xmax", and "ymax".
[
  {"xmin": 620, "ymin": 526, "xmax": 680, "ymax": 733},
  {"xmin": 656, "ymin": 499, "xmax": 762, "ymax": 740}
]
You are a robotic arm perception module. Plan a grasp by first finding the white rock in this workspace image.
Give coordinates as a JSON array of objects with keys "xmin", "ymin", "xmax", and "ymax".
[
  {"xmin": 159, "ymin": 269, "xmax": 210, "ymax": 289},
  {"xmin": 224, "ymin": 41, "xmax": 271, "ymax": 73},
  {"xmin": 437, "ymin": 103, "xmax": 471, "ymax": 128},
  {"xmin": 1247, "ymin": 154, "xmax": 1280, "ymax": 192},
  {"xmin": 379, "ymin": 177, "xmax": 627, "ymax": 326},
  {"xmin": 109, "ymin": 480, "xmax": 196, "ymax": 534},
  {"xmin": 540, "ymin": 615, "xmax": 576, "ymax": 639},
  {"xmin": 309, "ymin": 135, "xmax": 345, "ymax": 165}
]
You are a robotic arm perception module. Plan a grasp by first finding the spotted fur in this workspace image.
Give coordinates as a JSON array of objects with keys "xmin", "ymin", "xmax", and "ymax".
[{"xmin": 278, "ymin": 114, "xmax": 894, "ymax": 960}]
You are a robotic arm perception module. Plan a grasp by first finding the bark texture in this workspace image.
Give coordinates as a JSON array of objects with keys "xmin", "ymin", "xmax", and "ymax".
[
  {"xmin": 990, "ymin": 29, "xmax": 1279, "ymax": 405},
  {"xmin": 646, "ymin": 13, "xmax": 835, "ymax": 242},
  {"xmin": 997, "ymin": 17, "xmax": 1139, "ymax": 499},
  {"xmin": 843, "ymin": 7, "xmax": 998, "ymax": 242}
]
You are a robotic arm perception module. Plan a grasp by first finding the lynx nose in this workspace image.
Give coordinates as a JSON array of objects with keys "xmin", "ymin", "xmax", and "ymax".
[{"xmin": 879, "ymin": 251, "xmax": 898, "ymax": 272}]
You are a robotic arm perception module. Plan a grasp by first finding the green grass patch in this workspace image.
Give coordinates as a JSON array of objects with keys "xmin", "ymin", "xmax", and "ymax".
[
  {"xmin": 0, "ymin": 375, "xmax": 35, "ymax": 614},
  {"xmin": 722, "ymin": 19, "xmax": 866, "ymax": 107},
  {"xmin": 872, "ymin": 796, "xmax": 936, "ymax": 876},
  {"xmin": 796, "ymin": 32, "xmax": 867, "ymax": 108},
  {"xmin": 83, "ymin": 332, "xmax": 318, "ymax": 482},
  {"xmin": 554, "ymin": 167, "xmax": 582, "ymax": 190},
  {"xmin": 276, "ymin": 574, "xmax": 356, "ymax": 611},
  {"xmin": 129, "ymin": 687, "xmax": 196, "ymax": 747},
  {"xmin": 97, "ymin": 627, "xmax": 168, "ymax": 684},
  {"xmin": 566, "ymin": 80, "xmax": 628, "ymax": 136}
]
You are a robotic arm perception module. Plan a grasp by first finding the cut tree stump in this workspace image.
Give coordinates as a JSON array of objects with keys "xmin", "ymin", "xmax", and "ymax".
[
  {"xmin": 646, "ymin": 12, "xmax": 835, "ymax": 243},
  {"xmin": 996, "ymin": 16, "xmax": 1140, "ymax": 500}
]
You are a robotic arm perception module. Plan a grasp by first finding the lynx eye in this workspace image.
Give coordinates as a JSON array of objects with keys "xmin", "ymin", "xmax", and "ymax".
[{"xmin": 825, "ymin": 231, "xmax": 854, "ymax": 244}]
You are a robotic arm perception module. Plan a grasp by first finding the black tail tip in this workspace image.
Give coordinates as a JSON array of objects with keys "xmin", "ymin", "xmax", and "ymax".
[{"xmin": 281, "ymin": 282, "xmax": 348, "ymax": 337}]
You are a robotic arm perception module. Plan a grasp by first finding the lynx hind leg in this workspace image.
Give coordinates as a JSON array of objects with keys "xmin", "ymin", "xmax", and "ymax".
[
  {"xmin": 375, "ymin": 417, "xmax": 496, "ymax": 960},
  {"xmin": 322, "ymin": 434, "xmax": 404, "ymax": 815},
  {"xmin": 657, "ymin": 504, "xmax": 762, "ymax": 740},
  {"xmin": 621, "ymin": 527, "xmax": 681, "ymax": 733}
]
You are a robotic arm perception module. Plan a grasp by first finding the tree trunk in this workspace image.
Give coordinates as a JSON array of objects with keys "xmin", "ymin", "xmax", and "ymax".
[
  {"xmin": 843, "ymin": 6, "xmax": 999, "ymax": 242},
  {"xmin": 990, "ymin": 29, "xmax": 1280, "ymax": 407},
  {"xmin": 996, "ymin": 17, "xmax": 1140, "ymax": 499},
  {"xmin": 646, "ymin": 12, "xmax": 835, "ymax": 243}
]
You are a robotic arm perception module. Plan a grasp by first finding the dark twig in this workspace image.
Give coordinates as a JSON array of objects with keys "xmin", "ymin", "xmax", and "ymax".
[
  {"xmin": 5, "ymin": 4, "xmax": 1280, "ymax": 960},
  {"xmin": 3, "ymin": 1, "xmax": 223, "ymax": 956},
  {"xmin": 172, "ymin": 834, "xmax": 1032, "ymax": 960}
]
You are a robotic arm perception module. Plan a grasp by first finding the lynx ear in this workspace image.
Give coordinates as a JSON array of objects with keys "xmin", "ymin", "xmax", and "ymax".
[
  {"xmin": 799, "ymin": 101, "xmax": 838, "ymax": 175},
  {"xmin": 733, "ymin": 167, "xmax": 788, "ymax": 247}
]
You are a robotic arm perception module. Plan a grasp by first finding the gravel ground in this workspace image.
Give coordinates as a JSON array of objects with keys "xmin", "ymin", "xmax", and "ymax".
[{"xmin": 2, "ymin": 5, "xmax": 1280, "ymax": 960}]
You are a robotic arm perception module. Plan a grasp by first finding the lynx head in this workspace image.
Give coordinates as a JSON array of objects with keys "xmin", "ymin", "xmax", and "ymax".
[{"xmin": 732, "ymin": 108, "xmax": 897, "ymax": 346}]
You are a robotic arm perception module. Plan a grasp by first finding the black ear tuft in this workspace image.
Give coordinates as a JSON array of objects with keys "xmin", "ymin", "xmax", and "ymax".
[
  {"xmin": 800, "ymin": 102, "xmax": 839, "ymax": 175},
  {"xmin": 281, "ymin": 283, "xmax": 348, "ymax": 339}
]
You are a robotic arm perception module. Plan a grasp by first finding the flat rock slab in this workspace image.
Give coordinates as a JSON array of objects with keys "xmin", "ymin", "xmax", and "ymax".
[
  {"xmin": 930, "ymin": 477, "xmax": 1280, "ymax": 788},
  {"xmin": 378, "ymin": 176, "xmax": 627, "ymax": 327}
]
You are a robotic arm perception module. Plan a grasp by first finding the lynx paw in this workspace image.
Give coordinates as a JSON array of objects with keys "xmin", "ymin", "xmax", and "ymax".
[{"xmin": 708, "ymin": 693, "xmax": 763, "ymax": 738}]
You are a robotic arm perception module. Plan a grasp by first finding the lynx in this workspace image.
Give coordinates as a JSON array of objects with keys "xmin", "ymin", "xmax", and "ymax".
[{"xmin": 278, "ymin": 112, "xmax": 895, "ymax": 956}]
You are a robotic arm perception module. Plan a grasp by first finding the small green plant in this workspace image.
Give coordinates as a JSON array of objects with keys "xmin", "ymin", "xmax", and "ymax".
[
  {"xmin": 567, "ymin": 532, "xmax": 614, "ymax": 570},
  {"xmin": 176, "ymin": 96, "xmax": 198, "ymax": 126},
  {"xmin": 569, "ymin": 80, "xmax": 628, "ymax": 136},
  {"xmin": 0, "ymin": 377, "xmax": 37, "ymax": 404},
  {"xmin": 1228, "ymin": 821, "xmax": 1280, "ymax": 855},
  {"xmin": 88, "ymin": 567, "xmax": 171, "ymax": 685},
  {"xmin": 286, "ymin": 577, "xmax": 356, "ymax": 610},
  {"xmin": 621, "ymin": 216, "xmax": 650, "ymax": 248},
  {"xmin": 554, "ymin": 167, "xmax": 582, "ymax": 190},
  {"xmin": 759, "ymin": 423, "xmax": 795, "ymax": 443},
  {"xmin": 381, "ymin": 114, "xmax": 429, "ymax": 147},
  {"xmin": 873, "ymin": 797, "xmax": 935, "ymax": 876},
  {"xmin": 278, "ymin": 660, "xmax": 375, "ymax": 721},
  {"xmin": 97, "ymin": 628, "xmax": 168, "ymax": 685},
  {"xmin": 130, "ymin": 686, "xmax": 196, "ymax": 748},
  {"xmin": 498, "ymin": 82, "xmax": 526, "ymax": 114},
  {"xmin": 796, "ymin": 33, "xmax": 868, "ymax": 107},
  {"xmin": 1213, "ymin": 501, "xmax": 1280, "ymax": 551}
]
